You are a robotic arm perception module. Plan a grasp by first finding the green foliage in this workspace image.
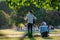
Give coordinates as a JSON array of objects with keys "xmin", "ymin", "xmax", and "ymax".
[
  {"xmin": 0, "ymin": 10, "xmax": 9, "ymax": 26},
  {"xmin": 45, "ymin": 10, "xmax": 60, "ymax": 26},
  {"xmin": 6, "ymin": 0, "xmax": 60, "ymax": 26},
  {"xmin": 16, "ymin": 6, "xmax": 47, "ymax": 25},
  {"xmin": 9, "ymin": 11, "xmax": 16, "ymax": 24},
  {"xmin": 6, "ymin": 0, "xmax": 60, "ymax": 11}
]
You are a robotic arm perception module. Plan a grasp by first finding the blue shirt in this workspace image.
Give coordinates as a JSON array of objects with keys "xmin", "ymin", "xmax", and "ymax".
[
  {"xmin": 26, "ymin": 13, "xmax": 36, "ymax": 24},
  {"xmin": 39, "ymin": 25, "xmax": 49, "ymax": 33}
]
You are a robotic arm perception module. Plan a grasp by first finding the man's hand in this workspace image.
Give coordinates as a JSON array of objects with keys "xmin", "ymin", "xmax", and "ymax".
[{"xmin": 24, "ymin": 17, "xmax": 27, "ymax": 20}]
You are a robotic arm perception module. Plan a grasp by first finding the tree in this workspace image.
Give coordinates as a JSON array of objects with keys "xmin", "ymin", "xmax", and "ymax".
[
  {"xmin": 0, "ymin": 10, "xmax": 10, "ymax": 29},
  {"xmin": 6, "ymin": 0, "xmax": 60, "ymax": 26},
  {"xmin": 6, "ymin": 0, "xmax": 60, "ymax": 11}
]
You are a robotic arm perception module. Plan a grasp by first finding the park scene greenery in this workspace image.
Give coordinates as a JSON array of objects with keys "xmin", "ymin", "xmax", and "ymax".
[{"xmin": 0, "ymin": 0, "xmax": 60, "ymax": 40}]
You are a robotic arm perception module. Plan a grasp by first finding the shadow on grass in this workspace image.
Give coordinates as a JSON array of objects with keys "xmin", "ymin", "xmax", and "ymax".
[
  {"xmin": 29, "ymin": 37, "xmax": 35, "ymax": 40},
  {"xmin": 42, "ymin": 37, "xmax": 53, "ymax": 40},
  {"xmin": 20, "ymin": 34, "xmax": 53, "ymax": 40},
  {"xmin": 20, "ymin": 33, "xmax": 36, "ymax": 40},
  {"xmin": 33, "ymin": 35, "xmax": 40, "ymax": 37},
  {"xmin": 33, "ymin": 35, "xmax": 53, "ymax": 40}
]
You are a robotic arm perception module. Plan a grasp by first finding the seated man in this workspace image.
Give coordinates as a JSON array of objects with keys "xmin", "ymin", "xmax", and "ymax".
[{"xmin": 39, "ymin": 21, "xmax": 49, "ymax": 37}]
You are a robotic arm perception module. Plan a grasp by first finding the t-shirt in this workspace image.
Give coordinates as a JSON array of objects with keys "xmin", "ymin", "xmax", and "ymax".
[{"xmin": 26, "ymin": 13, "xmax": 36, "ymax": 24}]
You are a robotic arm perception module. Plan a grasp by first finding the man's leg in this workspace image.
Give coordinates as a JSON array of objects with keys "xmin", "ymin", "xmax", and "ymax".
[
  {"xmin": 45, "ymin": 32, "xmax": 49, "ymax": 37},
  {"xmin": 30, "ymin": 23, "xmax": 33, "ymax": 37},
  {"xmin": 41, "ymin": 32, "xmax": 45, "ymax": 37},
  {"xmin": 28, "ymin": 23, "xmax": 30, "ymax": 36},
  {"xmin": 43, "ymin": 32, "xmax": 48, "ymax": 37},
  {"xmin": 28, "ymin": 23, "xmax": 33, "ymax": 37},
  {"xmin": 42, "ymin": 33, "xmax": 44, "ymax": 37}
]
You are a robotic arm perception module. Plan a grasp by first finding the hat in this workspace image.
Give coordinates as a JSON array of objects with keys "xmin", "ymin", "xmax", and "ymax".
[{"xmin": 42, "ymin": 21, "xmax": 46, "ymax": 25}]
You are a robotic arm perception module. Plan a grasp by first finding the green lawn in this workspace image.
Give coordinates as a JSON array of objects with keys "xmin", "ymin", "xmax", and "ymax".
[
  {"xmin": 0, "ymin": 29, "xmax": 25, "ymax": 35},
  {"xmin": 0, "ymin": 29, "xmax": 60, "ymax": 35},
  {"xmin": 0, "ymin": 36, "xmax": 60, "ymax": 40},
  {"xmin": 33, "ymin": 29, "xmax": 60, "ymax": 34},
  {"xmin": 0, "ymin": 29, "xmax": 60, "ymax": 40}
]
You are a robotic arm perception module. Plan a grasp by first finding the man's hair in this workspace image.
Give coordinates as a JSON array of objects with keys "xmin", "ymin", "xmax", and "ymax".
[{"xmin": 29, "ymin": 10, "xmax": 32, "ymax": 13}]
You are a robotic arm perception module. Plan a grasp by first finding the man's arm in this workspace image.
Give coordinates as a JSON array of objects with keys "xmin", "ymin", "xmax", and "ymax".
[
  {"xmin": 33, "ymin": 15, "xmax": 37, "ymax": 20},
  {"xmin": 24, "ymin": 14, "xmax": 28, "ymax": 20}
]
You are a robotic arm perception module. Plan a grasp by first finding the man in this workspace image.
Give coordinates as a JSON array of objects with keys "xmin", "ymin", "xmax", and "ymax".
[
  {"xmin": 25, "ymin": 10, "xmax": 37, "ymax": 37},
  {"xmin": 39, "ymin": 21, "xmax": 49, "ymax": 37}
]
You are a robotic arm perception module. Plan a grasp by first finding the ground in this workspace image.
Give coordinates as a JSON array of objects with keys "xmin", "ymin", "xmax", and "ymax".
[
  {"xmin": 0, "ymin": 29, "xmax": 60, "ymax": 40},
  {"xmin": 0, "ymin": 36, "xmax": 60, "ymax": 40}
]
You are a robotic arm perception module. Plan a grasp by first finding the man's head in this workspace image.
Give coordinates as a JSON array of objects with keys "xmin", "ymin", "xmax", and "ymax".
[
  {"xmin": 41, "ymin": 21, "xmax": 47, "ymax": 25},
  {"xmin": 30, "ymin": 10, "xmax": 33, "ymax": 13},
  {"xmin": 28, "ymin": 10, "xmax": 33, "ymax": 14}
]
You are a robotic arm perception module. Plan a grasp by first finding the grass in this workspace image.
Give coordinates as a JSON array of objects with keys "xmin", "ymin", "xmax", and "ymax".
[
  {"xmin": 0, "ymin": 29, "xmax": 25, "ymax": 35},
  {"xmin": 0, "ymin": 29, "xmax": 60, "ymax": 35},
  {"xmin": 0, "ymin": 29, "xmax": 60, "ymax": 40},
  {"xmin": 0, "ymin": 36, "xmax": 60, "ymax": 40},
  {"xmin": 33, "ymin": 29, "xmax": 60, "ymax": 34}
]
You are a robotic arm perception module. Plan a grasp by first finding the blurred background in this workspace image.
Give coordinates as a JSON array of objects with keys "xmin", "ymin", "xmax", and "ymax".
[{"xmin": 0, "ymin": 0, "xmax": 60, "ymax": 40}]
